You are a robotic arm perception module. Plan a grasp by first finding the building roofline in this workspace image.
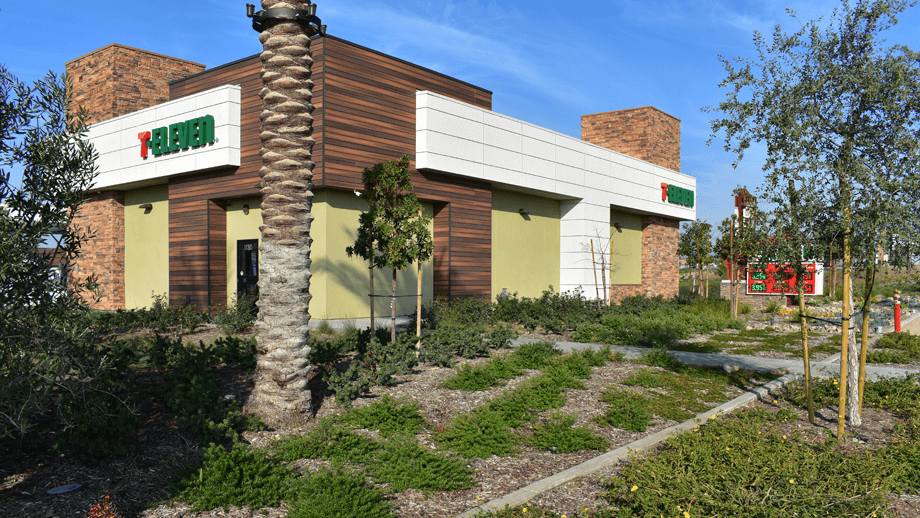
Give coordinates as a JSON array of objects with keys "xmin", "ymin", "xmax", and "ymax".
[
  {"xmin": 582, "ymin": 105, "xmax": 681, "ymax": 123},
  {"xmin": 65, "ymin": 43, "xmax": 206, "ymax": 68},
  {"xmin": 169, "ymin": 34, "xmax": 492, "ymax": 95}
]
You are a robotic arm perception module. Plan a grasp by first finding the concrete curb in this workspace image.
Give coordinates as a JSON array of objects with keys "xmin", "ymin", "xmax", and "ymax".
[{"xmin": 455, "ymin": 371, "xmax": 801, "ymax": 517}]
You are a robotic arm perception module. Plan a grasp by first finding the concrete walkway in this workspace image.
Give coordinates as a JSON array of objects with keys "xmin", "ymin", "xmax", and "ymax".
[{"xmin": 458, "ymin": 314, "xmax": 920, "ymax": 517}]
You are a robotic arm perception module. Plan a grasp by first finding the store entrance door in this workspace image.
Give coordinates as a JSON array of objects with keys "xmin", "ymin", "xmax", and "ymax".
[{"xmin": 236, "ymin": 239, "xmax": 259, "ymax": 300}]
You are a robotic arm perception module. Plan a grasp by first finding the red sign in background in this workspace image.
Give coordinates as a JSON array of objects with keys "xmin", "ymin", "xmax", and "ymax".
[{"xmin": 747, "ymin": 263, "xmax": 817, "ymax": 295}]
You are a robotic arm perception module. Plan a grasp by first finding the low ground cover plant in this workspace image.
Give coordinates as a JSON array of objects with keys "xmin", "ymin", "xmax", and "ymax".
[
  {"xmin": 172, "ymin": 442, "xmax": 295, "ymax": 512},
  {"xmin": 600, "ymin": 408, "xmax": 892, "ymax": 517},
  {"xmin": 570, "ymin": 296, "xmax": 742, "ymax": 347},
  {"xmin": 273, "ymin": 399, "xmax": 476, "ymax": 495},
  {"xmin": 436, "ymin": 346, "xmax": 615, "ymax": 458},
  {"xmin": 478, "ymin": 373, "xmax": 920, "ymax": 517},
  {"xmin": 594, "ymin": 349, "xmax": 762, "ymax": 430},
  {"xmin": 287, "ymin": 467, "xmax": 398, "ymax": 518},
  {"xmin": 867, "ymin": 331, "xmax": 920, "ymax": 364}
]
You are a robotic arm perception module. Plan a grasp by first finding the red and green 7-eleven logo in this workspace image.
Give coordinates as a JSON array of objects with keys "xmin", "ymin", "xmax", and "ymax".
[{"xmin": 137, "ymin": 114, "xmax": 215, "ymax": 158}]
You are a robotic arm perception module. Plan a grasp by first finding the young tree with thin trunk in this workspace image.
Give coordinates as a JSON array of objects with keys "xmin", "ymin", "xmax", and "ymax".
[
  {"xmin": 679, "ymin": 219, "xmax": 714, "ymax": 298},
  {"xmin": 706, "ymin": 0, "xmax": 920, "ymax": 436},
  {"xmin": 247, "ymin": 0, "xmax": 323, "ymax": 427},
  {"xmin": 347, "ymin": 155, "xmax": 433, "ymax": 343}
]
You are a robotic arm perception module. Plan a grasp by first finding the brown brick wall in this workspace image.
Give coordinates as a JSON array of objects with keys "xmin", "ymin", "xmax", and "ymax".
[
  {"xmin": 70, "ymin": 191, "xmax": 125, "ymax": 310},
  {"xmin": 609, "ymin": 215, "xmax": 679, "ymax": 303},
  {"xmin": 65, "ymin": 44, "xmax": 205, "ymax": 124},
  {"xmin": 581, "ymin": 107, "xmax": 681, "ymax": 171}
]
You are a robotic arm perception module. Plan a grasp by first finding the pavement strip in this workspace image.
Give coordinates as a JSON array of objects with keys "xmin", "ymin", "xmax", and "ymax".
[{"xmin": 457, "ymin": 312, "xmax": 920, "ymax": 517}]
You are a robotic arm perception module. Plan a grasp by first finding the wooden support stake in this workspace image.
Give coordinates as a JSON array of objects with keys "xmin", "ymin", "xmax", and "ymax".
[{"xmin": 591, "ymin": 240, "xmax": 600, "ymax": 310}]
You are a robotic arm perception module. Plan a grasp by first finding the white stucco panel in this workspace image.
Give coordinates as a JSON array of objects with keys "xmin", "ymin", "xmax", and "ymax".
[
  {"xmin": 86, "ymin": 84, "xmax": 242, "ymax": 191},
  {"xmin": 415, "ymin": 90, "xmax": 697, "ymax": 298}
]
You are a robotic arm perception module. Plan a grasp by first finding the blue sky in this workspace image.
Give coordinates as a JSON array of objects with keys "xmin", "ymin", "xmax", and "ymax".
[{"xmin": 3, "ymin": 0, "xmax": 920, "ymax": 227}]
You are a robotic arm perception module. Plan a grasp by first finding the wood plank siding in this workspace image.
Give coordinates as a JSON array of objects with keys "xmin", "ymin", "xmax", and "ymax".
[
  {"xmin": 320, "ymin": 36, "xmax": 494, "ymax": 300},
  {"xmin": 164, "ymin": 35, "xmax": 493, "ymax": 308}
]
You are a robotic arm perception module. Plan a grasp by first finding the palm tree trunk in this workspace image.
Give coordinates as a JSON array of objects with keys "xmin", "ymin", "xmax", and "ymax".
[{"xmin": 248, "ymin": 0, "xmax": 316, "ymax": 427}]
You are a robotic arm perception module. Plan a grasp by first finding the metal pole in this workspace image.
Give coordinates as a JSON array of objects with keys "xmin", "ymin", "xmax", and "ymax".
[{"xmin": 895, "ymin": 290, "xmax": 902, "ymax": 333}]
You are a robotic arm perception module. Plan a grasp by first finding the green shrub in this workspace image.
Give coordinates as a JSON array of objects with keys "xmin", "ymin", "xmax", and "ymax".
[
  {"xmin": 764, "ymin": 299, "xmax": 783, "ymax": 314},
  {"xmin": 493, "ymin": 287, "xmax": 603, "ymax": 333},
  {"xmin": 876, "ymin": 331, "xmax": 920, "ymax": 358},
  {"xmin": 422, "ymin": 325, "xmax": 491, "ymax": 365},
  {"xmin": 287, "ymin": 467, "xmax": 397, "ymax": 518},
  {"xmin": 435, "ymin": 408, "xmax": 519, "ymax": 458},
  {"xmin": 424, "ymin": 296, "xmax": 493, "ymax": 329},
  {"xmin": 601, "ymin": 410, "xmax": 892, "ymax": 517},
  {"xmin": 146, "ymin": 293, "xmax": 208, "ymax": 335},
  {"xmin": 440, "ymin": 358, "xmax": 524, "ymax": 391},
  {"xmin": 487, "ymin": 323, "xmax": 518, "ymax": 348},
  {"xmin": 325, "ymin": 361, "xmax": 372, "ymax": 409},
  {"xmin": 276, "ymin": 419, "xmax": 380, "ymax": 465},
  {"xmin": 454, "ymin": 325, "xmax": 491, "ymax": 358},
  {"xmin": 210, "ymin": 293, "xmax": 258, "ymax": 335},
  {"xmin": 153, "ymin": 336, "xmax": 261, "ymax": 445},
  {"xmin": 510, "ymin": 340, "xmax": 561, "ymax": 369},
  {"xmin": 595, "ymin": 313, "xmax": 643, "ymax": 345},
  {"xmin": 526, "ymin": 412, "xmax": 608, "ymax": 453},
  {"xmin": 55, "ymin": 380, "xmax": 140, "ymax": 465},
  {"xmin": 365, "ymin": 332, "xmax": 419, "ymax": 386},
  {"xmin": 423, "ymin": 326, "xmax": 457, "ymax": 367},
  {"xmin": 340, "ymin": 395, "xmax": 426, "ymax": 436},
  {"xmin": 314, "ymin": 319, "xmax": 335, "ymax": 335},
  {"xmin": 173, "ymin": 443, "xmax": 294, "ymax": 512},
  {"xmin": 486, "ymin": 375, "xmax": 569, "ymax": 428},
  {"xmin": 574, "ymin": 346, "xmax": 612, "ymax": 367},
  {"xmin": 542, "ymin": 355, "xmax": 591, "ymax": 388},
  {"xmin": 595, "ymin": 388, "xmax": 651, "ymax": 432},
  {"xmin": 369, "ymin": 435, "xmax": 477, "ymax": 492},
  {"xmin": 867, "ymin": 349, "xmax": 913, "ymax": 364}
]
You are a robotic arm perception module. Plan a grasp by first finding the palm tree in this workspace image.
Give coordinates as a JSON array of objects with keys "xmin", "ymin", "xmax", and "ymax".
[{"xmin": 245, "ymin": 0, "xmax": 323, "ymax": 427}]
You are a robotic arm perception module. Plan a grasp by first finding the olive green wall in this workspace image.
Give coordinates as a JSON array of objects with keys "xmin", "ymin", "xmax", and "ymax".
[
  {"xmin": 311, "ymin": 190, "xmax": 434, "ymax": 321},
  {"xmin": 609, "ymin": 209, "xmax": 642, "ymax": 284},
  {"xmin": 491, "ymin": 190, "xmax": 560, "ymax": 299},
  {"xmin": 124, "ymin": 185, "xmax": 169, "ymax": 309},
  {"xmin": 226, "ymin": 196, "xmax": 263, "ymax": 304}
]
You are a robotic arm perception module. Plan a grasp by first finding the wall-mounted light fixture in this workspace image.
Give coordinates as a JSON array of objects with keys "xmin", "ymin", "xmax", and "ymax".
[
  {"xmin": 613, "ymin": 222, "xmax": 622, "ymax": 230},
  {"xmin": 518, "ymin": 208, "xmax": 530, "ymax": 215},
  {"xmin": 139, "ymin": 203, "xmax": 153, "ymax": 210},
  {"xmin": 243, "ymin": 204, "xmax": 250, "ymax": 215}
]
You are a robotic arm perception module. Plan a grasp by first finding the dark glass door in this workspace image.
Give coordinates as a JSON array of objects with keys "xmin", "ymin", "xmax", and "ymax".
[{"xmin": 236, "ymin": 239, "xmax": 259, "ymax": 300}]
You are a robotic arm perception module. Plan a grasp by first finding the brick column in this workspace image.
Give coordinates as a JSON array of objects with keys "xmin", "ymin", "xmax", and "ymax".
[
  {"xmin": 581, "ymin": 107, "xmax": 681, "ymax": 172},
  {"xmin": 640, "ymin": 216, "xmax": 679, "ymax": 298},
  {"xmin": 66, "ymin": 44, "xmax": 205, "ymax": 124},
  {"xmin": 607, "ymin": 215, "xmax": 680, "ymax": 303},
  {"xmin": 71, "ymin": 191, "xmax": 125, "ymax": 310}
]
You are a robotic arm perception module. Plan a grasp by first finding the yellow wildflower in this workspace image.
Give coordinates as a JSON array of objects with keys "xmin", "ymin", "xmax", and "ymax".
[
  {"xmin": 789, "ymin": 478, "xmax": 796, "ymax": 484},
  {"xmin": 631, "ymin": 485, "xmax": 638, "ymax": 492}
]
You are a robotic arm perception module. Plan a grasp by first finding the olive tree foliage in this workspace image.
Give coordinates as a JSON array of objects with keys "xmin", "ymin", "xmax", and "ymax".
[
  {"xmin": 0, "ymin": 66, "xmax": 107, "ymax": 437},
  {"xmin": 678, "ymin": 219, "xmax": 714, "ymax": 297},
  {"xmin": 346, "ymin": 155, "xmax": 433, "ymax": 341},
  {"xmin": 705, "ymin": 0, "xmax": 920, "ymax": 429}
]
